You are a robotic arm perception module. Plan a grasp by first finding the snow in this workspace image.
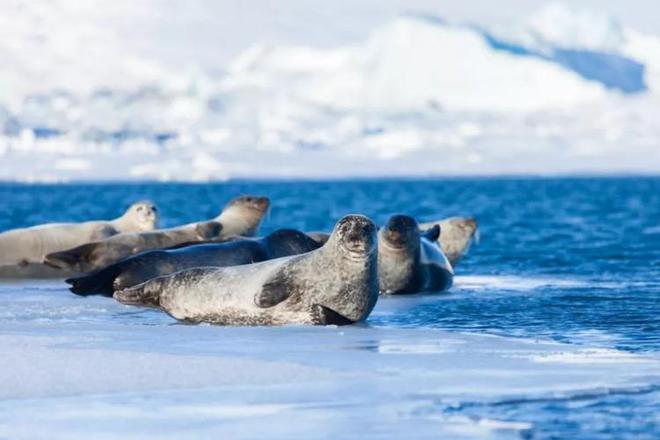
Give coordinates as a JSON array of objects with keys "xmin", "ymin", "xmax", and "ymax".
[
  {"xmin": 1, "ymin": 1, "xmax": 660, "ymax": 180},
  {"xmin": 524, "ymin": 2, "xmax": 626, "ymax": 52},
  {"xmin": 0, "ymin": 279, "xmax": 659, "ymax": 438}
]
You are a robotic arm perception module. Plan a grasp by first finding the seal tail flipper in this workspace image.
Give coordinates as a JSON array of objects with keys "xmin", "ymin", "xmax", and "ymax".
[
  {"xmin": 66, "ymin": 265, "xmax": 121, "ymax": 296},
  {"xmin": 44, "ymin": 249, "xmax": 81, "ymax": 270},
  {"xmin": 114, "ymin": 277, "xmax": 166, "ymax": 307},
  {"xmin": 421, "ymin": 224, "xmax": 441, "ymax": 242}
]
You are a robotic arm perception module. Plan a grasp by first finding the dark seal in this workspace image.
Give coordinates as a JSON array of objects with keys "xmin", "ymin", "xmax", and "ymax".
[
  {"xmin": 378, "ymin": 214, "xmax": 453, "ymax": 295},
  {"xmin": 67, "ymin": 229, "xmax": 321, "ymax": 296}
]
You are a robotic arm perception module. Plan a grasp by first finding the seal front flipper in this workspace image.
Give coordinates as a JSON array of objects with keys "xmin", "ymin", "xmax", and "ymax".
[
  {"xmin": 89, "ymin": 224, "xmax": 119, "ymax": 241},
  {"xmin": 195, "ymin": 221, "xmax": 223, "ymax": 240},
  {"xmin": 312, "ymin": 304, "xmax": 354, "ymax": 326},
  {"xmin": 254, "ymin": 271, "xmax": 294, "ymax": 307}
]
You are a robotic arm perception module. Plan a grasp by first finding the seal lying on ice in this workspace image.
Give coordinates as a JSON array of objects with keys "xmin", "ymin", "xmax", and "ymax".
[
  {"xmin": 44, "ymin": 195, "xmax": 270, "ymax": 273},
  {"xmin": 0, "ymin": 201, "xmax": 158, "ymax": 278},
  {"xmin": 114, "ymin": 215, "xmax": 379, "ymax": 326},
  {"xmin": 67, "ymin": 229, "xmax": 321, "ymax": 296}
]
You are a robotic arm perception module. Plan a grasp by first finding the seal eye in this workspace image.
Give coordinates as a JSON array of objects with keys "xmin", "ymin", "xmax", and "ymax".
[
  {"xmin": 137, "ymin": 206, "xmax": 144, "ymax": 212},
  {"xmin": 152, "ymin": 206, "xmax": 158, "ymax": 212},
  {"xmin": 245, "ymin": 197, "xmax": 253, "ymax": 202}
]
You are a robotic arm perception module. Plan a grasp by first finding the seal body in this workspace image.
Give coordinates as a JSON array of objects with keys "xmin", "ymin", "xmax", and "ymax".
[
  {"xmin": 419, "ymin": 217, "xmax": 477, "ymax": 266},
  {"xmin": 0, "ymin": 201, "xmax": 158, "ymax": 278},
  {"xmin": 44, "ymin": 195, "xmax": 270, "ymax": 273},
  {"xmin": 114, "ymin": 215, "xmax": 379, "ymax": 326},
  {"xmin": 378, "ymin": 215, "xmax": 453, "ymax": 295},
  {"xmin": 67, "ymin": 229, "xmax": 321, "ymax": 296}
]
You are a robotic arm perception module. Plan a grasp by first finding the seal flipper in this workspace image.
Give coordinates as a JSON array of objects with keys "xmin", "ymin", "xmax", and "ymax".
[
  {"xmin": 195, "ymin": 221, "xmax": 223, "ymax": 240},
  {"xmin": 115, "ymin": 267, "xmax": 216, "ymax": 308},
  {"xmin": 44, "ymin": 248, "xmax": 83, "ymax": 270},
  {"xmin": 66, "ymin": 263, "xmax": 121, "ymax": 296},
  {"xmin": 312, "ymin": 304, "xmax": 354, "ymax": 326},
  {"xmin": 254, "ymin": 271, "xmax": 293, "ymax": 308},
  {"xmin": 421, "ymin": 224, "xmax": 441, "ymax": 242},
  {"xmin": 90, "ymin": 224, "xmax": 119, "ymax": 241},
  {"xmin": 114, "ymin": 277, "xmax": 166, "ymax": 307}
]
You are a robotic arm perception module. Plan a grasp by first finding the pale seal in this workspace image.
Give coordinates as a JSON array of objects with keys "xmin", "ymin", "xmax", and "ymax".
[
  {"xmin": 378, "ymin": 215, "xmax": 453, "ymax": 295},
  {"xmin": 0, "ymin": 201, "xmax": 158, "ymax": 278},
  {"xmin": 44, "ymin": 195, "xmax": 270, "ymax": 273},
  {"xmin": 67, "ymin": 229, "xmax": 322, "ymax": 296},
  {"xmin": 419, "ymin": 217, "xmax": 478, "ymax": 266},
  {"xmin": 114, "ymin": 215, "xmax": 378, "ymax": 326}
]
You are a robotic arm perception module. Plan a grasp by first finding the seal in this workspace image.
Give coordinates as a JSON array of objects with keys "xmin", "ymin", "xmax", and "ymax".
[
  {"xmin": 0, "ymin": 201, "xmax": 158, "ymax": 277},
  {"xmin": 44, "ymin": 195, "xmax": 270, "ymax": 273},
  {"xmin": 378, "ymin": 214, "xmax": 453, "ymax": 294},
  {"xmin": 419, "ymin": 217, "xmax": 478, "ymax": 266},
  {"xmin": 67, "ymin": 229, "xmax": 322, "ymax": 296},
  {"xmin": 114, "ymin": 214, "xmax": 379, "ymax": 326},
  {"xmin": 308, "ymin": 216, "xmax": 477, "ymax": 267}
]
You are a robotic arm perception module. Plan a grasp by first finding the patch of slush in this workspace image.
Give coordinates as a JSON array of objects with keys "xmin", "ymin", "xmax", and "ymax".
[
  {"xmin": 531, "ymin": 348, "xmax": 654, "ymax": 364},
  {"xmin": 0, "ymin": 281, "xmax": 658, "ymax": 439},
  {"xmin": 455, "ymin": 275, "xmax": 590, "ymax": 291},
  {"xmin": 454, "ymin": 275, "xmax": 656, "ymax": 292}
]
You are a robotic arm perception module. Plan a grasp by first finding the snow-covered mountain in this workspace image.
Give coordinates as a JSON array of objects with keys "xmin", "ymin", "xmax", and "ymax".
[{"xmin": 1, "ymin": 1, "xmax": 659, "ymax": 181}]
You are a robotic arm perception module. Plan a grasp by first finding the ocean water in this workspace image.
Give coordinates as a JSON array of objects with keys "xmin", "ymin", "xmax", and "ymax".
[{"xmin": 0, "ymin": 177, "xmax": 659, "ymax": 439}]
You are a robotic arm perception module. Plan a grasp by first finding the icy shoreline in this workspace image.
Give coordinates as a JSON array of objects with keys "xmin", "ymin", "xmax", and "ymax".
[{"xmin": 1, "ymin": 279, "xmax": 658, "ymax": 439}]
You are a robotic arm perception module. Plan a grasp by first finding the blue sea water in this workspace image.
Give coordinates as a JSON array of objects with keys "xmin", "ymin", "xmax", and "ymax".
[{"xmin": 0, "ymin": 177, "xmax": 659, "ymax": 439}]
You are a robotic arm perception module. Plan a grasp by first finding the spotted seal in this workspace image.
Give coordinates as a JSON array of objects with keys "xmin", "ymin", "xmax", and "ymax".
[
  {"xmin": 114, "ymin": 215, "xmax": 378, "ymax": 326},
  {"xmin": 67, "ymin": 229, "xmax": 321, "ymax": 296}
]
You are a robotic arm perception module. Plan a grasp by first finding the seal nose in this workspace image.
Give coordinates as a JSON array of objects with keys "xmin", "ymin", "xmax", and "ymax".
[
  {"xmin": 347, "ymin": 219, "xmax": 369, "ymax": 241},
  {"xmin": 255, "ymin": 197, "xmax": 270, "ymax": 211},
  {"xmin": 338, "ymin": 215, "xmax": 376, "ymax": 250}
]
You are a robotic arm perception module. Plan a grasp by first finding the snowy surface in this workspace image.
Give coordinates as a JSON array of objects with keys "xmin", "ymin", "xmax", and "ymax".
[
  {"xmin": 1, "ymin": 1, "xmax": 660, "ymax": 181},
  {"xmin": 1, "ymin": 277, "xmax": 658, "ymax": 439}
]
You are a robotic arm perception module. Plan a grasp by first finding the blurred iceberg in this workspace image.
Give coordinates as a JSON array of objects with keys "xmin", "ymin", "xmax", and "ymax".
[{"xmin": 0, "ymin": 1, "xmax": 659, "ymax": 181}]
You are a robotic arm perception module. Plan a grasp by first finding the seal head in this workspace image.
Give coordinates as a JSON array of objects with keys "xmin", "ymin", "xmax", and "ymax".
[
  {"xmin": 378, "ymin": 214, "xmax": 422, "ymax": 294},
  {"xmin": 118, "ymin": 201, "xmax": 159, "ymax": 232},
  {"xmin": 217, "ymin": 195, "xmax": 270, "ymax": 237}
]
